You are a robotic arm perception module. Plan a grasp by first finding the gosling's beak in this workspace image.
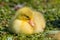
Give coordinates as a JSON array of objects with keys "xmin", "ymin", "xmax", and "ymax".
[{"xmin": 28, "ymin": 19, "xmax": 35, "ymax": 27}]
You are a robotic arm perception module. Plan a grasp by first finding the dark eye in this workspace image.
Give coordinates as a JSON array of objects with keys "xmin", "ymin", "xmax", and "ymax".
[
  {"xmin": 25, "ymin": 16, "xmax": 29, "ymax": 18},
  {"xmin": 24, "ymin": 15, "xmax": 30, "ymax": 20}
]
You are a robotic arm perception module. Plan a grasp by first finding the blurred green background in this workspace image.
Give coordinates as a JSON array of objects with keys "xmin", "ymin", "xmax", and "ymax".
[{"xmin": 0, "ymin": 0, "xmax": 60, "ymax": 40}]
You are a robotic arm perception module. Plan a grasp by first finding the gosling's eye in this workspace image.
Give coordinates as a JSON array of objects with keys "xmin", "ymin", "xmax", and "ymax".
[
  {"xmin": 25, "ymin": 15, "xmax": 30, "ymax": 20},
  {"xmin": 26, "ymin": 16, "xmax": 29, "ymax": 18}
]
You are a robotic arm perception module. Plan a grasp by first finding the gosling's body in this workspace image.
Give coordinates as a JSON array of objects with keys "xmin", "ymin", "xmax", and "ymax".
[
  {"xmin": 33, "ymin": 11, "xmax": 45, "ymax": 33},
  {"xmin": 9, "ymin": 7, "xmax": 46, "ymax": 34}
]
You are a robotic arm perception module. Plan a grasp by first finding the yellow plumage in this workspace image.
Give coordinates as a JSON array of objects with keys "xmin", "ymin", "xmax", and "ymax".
[
  {"xmin": 12, "ymin": 19, "xmax": 33, "ymax": 34},
  {"xmin": 9, "ymin": 7, "xmax": 46, "ymax": 34}
]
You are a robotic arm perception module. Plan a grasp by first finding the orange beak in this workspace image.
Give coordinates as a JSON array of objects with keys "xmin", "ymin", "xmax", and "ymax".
[{"xmin": 28, "ymin": 19, "xmax": 35, "ymax": 27}]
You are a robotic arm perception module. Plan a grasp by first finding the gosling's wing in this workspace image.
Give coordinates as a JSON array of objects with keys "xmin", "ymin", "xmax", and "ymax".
[{"xmin": 33, "ymin": 11, "xmax": 46, "ymax": 33}]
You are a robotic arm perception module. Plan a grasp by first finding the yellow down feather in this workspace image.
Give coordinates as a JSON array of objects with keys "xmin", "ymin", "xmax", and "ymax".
[{"xmin": 9, "ymin": 7, "xmax": 46, "ymax": 35}]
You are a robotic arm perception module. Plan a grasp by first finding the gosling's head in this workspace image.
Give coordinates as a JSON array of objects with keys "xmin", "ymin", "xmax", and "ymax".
[
  {"xmin": 15, "ymin": 7, "xmax": 35, "ymax": 27},
  {"xmin": 16, "ymin": 7, "xmax": 33, "ymax": 21}
]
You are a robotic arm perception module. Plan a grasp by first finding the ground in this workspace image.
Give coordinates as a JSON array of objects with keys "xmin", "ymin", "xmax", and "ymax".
[{"xmin": 0, "ymin": 0, "xmax": 60, "ymax": 40}]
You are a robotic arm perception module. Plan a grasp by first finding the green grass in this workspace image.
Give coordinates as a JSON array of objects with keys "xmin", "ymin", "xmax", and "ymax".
[{"xmin": 0, "ymin": 0, "xmax": 60, "ymax": 40}]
